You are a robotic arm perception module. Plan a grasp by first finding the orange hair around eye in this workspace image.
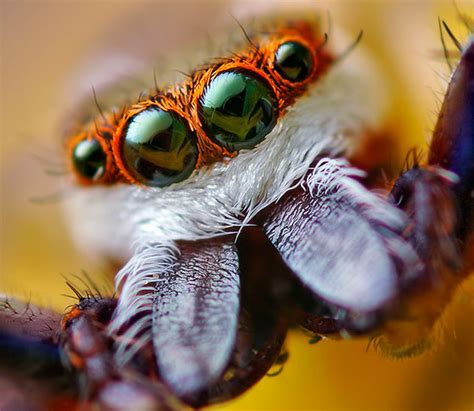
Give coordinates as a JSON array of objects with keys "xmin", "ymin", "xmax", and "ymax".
[
  {"xmin": 68, "ymin": 20, "xmax": 333, "ymax": 187},
  {"xmin": 67, "ymin": 114, "xmax": 124, "ymax": 185},
  {"xmin": 111, "ymin": 92, "xmax": 237, "ymax": 186},
  {"xmin": 186, "ymin": 21, "xmax": 332, "ymax": 164},
  {"xmin": 265, "ymin": 26, "xmax": 332, "ymax": 102}
]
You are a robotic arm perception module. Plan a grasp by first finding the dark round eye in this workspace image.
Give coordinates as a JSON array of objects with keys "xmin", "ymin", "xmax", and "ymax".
[
  {"xmin": 200, "ymin": 71, "xmax": 277, "ymax": 151},
  {"xmin": 72, "ymin": 138, "xmax": 107, "ymax": 181},
  {"xmin": 274, "ymin": 41, "xmax": 313, "ymax": 82},
  {"xmin": 122, "ymin": 108, "xmax": 197, "ymax": 187}
]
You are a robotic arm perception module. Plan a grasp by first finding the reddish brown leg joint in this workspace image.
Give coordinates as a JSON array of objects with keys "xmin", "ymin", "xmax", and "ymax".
[{"xmin": 61, "ymin": 297, "xmax": 180, "ymax": 411}]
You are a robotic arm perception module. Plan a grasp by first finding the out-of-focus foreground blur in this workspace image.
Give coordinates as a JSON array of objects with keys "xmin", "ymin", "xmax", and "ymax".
[{"xmin": 1, "ymin": 1, "xmax": 473, "ymax": 410}]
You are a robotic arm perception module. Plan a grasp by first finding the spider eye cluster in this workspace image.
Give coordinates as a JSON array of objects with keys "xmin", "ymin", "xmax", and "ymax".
[{"xmin": 68, "ymin": 27, "xmax": 328, "ymax": 188}]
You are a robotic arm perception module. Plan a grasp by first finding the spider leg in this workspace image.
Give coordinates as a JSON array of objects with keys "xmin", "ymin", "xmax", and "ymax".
[
  {"xmin": 0, "ymin": 294, "xmax": 181, "ymax": 410},
  {"xmin": 61, "ymin": 296, "xmax": 181, "ymax": 410},
  {"xmin": 381, "ymin": 36, "xmax": 474, "ymax": 355},
  {"xmin": 429, "ymin": 35, "xmax": 474, "ymax": 240},
  {"xmin": 0, "ymin": 296, "xmax": 76, "ymax": 409}
]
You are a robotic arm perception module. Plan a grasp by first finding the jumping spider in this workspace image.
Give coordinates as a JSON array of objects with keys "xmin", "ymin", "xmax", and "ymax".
[{"xmin": 1, "ymin": 11, "xmax": 473, "ymax": 411}]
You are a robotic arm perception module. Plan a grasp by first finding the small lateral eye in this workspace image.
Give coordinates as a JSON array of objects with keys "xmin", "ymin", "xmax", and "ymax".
[
  {"xmin": 122, "ymin": 108, "xmax": 198, "ymax": 187},
  {"xmin": 72, "ymin": 138, "xmax": 107, "ymax": 182},
  {"xmin": 274, "ymin": 41, "xmax": 313, "ymax": 82},
  {"xmin": 200, "ymin": 71, "xmax": 277, "ymax": 151}
]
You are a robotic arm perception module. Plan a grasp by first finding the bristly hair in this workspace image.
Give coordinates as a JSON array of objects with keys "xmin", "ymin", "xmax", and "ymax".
[
  {"xmin": 61, "ymin": 271, "xmax": 113, "ymax": 302},
  {"xmin": 107, "ymin": 240, "xmax": 179, "ymax": 366},
  {"xmin": 439, "ymin": 17, "xmax": 454, "ymax": 72},
  {"xmin": 153, "ymin": 67, "xmax": 160, "ymax": 95},
  {"xmin": 401, "ymin": 147, "xmax": 423, "ymax": 173},
  {"xmin": 91, "ymin": 86, "xmax": 107, "ymax": 123},
  {"xmin": 441, "ymin": 20, "xmax": 463, "ymax": 53},
  {"xmin": 29, "ymin": 145, "xmax": 69, "ymax": 182},
  {"xmin": 230, "ymin": 13, "xmax": 259, "ymax": 52},
  {"xmin": 334, "ymin": 30, "xmax": 363, "ymax": 64},
  {"xmin": 29, "ymin": 188, "xmax": 71, "ymax": 205},
  {"xmin": 369, "ymin": 333, "xmax": 433, "ymax": 359}
]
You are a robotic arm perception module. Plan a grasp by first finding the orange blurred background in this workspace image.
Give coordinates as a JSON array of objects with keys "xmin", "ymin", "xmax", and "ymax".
[{"xmin": 1, "ymin": 1, "xmax": 473, "ymax": 410}]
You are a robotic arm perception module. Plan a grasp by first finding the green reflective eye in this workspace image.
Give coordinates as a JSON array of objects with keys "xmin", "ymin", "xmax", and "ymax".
[
  {"xmin": 274, "ymin": 41, "xmax": 313, "ymax": 82},
  {"xmin": 72, "ymin": 139, "xmax": 106, "ymax": 181},
  {"xmin": 122, "ymin": 108, "xmax": 197, "ymax": 187},
  {"xmin": 200, "ymin": 71, "xmax": 277, "ymax": 151}
]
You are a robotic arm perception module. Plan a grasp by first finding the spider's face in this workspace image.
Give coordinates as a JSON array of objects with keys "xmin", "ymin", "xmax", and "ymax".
[
  {"xmin": 59, "ymin": 16, "xmax": 416, "ymax": 400},
  {"xmin": 1, "ymin": 5, "xmax": 473, "ymax": 409},
  {"xmin": 58, "ymin": 9, "xmax": 474, "ymax": 403},
  {"xmin": 63, "ymin": 18, "xmax": 389, "ymax": 263}
]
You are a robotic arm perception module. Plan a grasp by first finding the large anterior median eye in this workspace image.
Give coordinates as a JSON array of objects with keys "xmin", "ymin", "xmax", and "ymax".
[
  {"xmin": 72, "ymin": 138, "xmax": 107, "ymax": 182},
  {"xmin": 274, "ymin": 41, "xmax": 313, "ymax": 82},
  {"xmin": 200, "ymin": 71, "xmax": 277, "ymax": 151},
  {"xmin": 122, "ymin": 108, "xmax": 198, "ymax": 187}
]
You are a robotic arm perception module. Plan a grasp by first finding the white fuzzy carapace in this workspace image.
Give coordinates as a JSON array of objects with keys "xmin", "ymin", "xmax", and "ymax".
[{"xmin": 63, "ymin": 13, "xmax": 395, "ymax": 363}]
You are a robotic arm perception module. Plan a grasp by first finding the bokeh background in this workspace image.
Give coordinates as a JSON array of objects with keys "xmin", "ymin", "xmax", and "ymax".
[{"xmin": 1, "ymin": 1, "xmax": 474, "ymax": 409}]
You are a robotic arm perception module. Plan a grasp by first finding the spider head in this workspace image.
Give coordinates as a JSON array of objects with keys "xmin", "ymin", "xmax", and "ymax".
[{"xmin": 63, "ymin": 18, "xmax": 390, "ymax": 264}]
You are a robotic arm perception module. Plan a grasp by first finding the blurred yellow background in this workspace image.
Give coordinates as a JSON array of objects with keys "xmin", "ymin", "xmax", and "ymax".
[{"xmin": 1, "ymin": 1, "xmax": 473, "ymax": 410}]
